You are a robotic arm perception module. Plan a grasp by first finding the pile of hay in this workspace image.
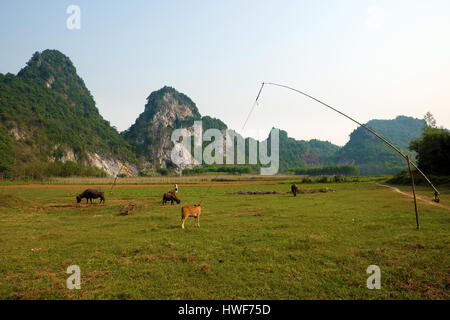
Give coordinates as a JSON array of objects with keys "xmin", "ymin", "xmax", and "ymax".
[
  {"xmin": 294, "ymin": 188, "xmax": 336, "ymax": 194},
  {"xmin": 119, "ymin": 203, "xmax": 136, "ymax": 215}
]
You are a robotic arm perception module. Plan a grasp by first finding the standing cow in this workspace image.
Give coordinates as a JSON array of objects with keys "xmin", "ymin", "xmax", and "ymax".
[
  {"xmin": 181, "ymin": 204, "xmax": 202, "ymax": 229},
  {"xmin": 291, "ymin": 184, "xmax": 299, "ymax": 197},
  {"xmin": 76, "ymin": 189, "xmax": 105, "ymax": 204},
  {"xmin": 162, "ymin": 191, "xmax": 181, "ymax": 205}
]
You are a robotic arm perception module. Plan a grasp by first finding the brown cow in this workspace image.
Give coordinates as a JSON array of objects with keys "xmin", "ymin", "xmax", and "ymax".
[
  {"xmin": 181, "ymin": 204, "xmax": 202, "ymax": 229},
  {"xmin": 162, "ymin": 191, "xmax": 180, "ymax": 205},
  {"xmin": 291, "ymin": 184, "xmax": 299, "ymax": 197}
]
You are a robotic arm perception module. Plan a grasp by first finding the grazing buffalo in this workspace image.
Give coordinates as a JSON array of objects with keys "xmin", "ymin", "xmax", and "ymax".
[
  {"xmin": 76, "ymin": 189, "xmax": 105, "ymax": 204},
  {"xmin": 162, "ymin": 191, "xmax": 180, "ymax": 205},
  {"xmin": 291, "ymin": 184, "xmax": 299, "ymax": 197},
  {"xmin": 181, "ymin": 204, "xmax": 202, "ymax": 229}
]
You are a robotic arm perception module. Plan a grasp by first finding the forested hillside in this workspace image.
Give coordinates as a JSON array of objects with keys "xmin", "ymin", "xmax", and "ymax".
[
  {"xmin": 0, "ymin": 50, "xmax": 137, "ymax": 177},
  {"xmin": 0, "ymin": 49, "xmax": 431, "ymax": 178},
  {"xmin": 277, "ymin": 129, "xmax": 340, "ymax": 172},
  {"xmin": 122, "ymin": 86, "xmax": 341, "ymax": 173},
  {"xmin": 335, "ymin": 116, "xmax": 425, "ymax": 175}
]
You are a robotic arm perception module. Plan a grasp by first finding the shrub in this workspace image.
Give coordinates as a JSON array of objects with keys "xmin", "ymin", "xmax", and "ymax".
[
  {"xmin": 4, "ymin": 161, "xmax": 107, "ymax": 180},
  {"xmin": 291, "ymin": 165, "xmax": 360, "ymax": 176},
  {"xmin": 387, "ymin": 170, "xmax": 450, "ymax": 186},
  {"xmin": 301, "ymin": 177, "xmax": 312, "ymax": 183},
  {"xmin": 157, "ymin": 168, "xmax": 170, "ymax": 176},
  {"xmin": 182, "ymin": 165, "xmax": 254, "ymax": 175}
]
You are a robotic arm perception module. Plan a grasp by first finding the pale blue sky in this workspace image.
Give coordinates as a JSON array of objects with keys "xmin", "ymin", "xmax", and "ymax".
[{"xmin": 1, "ymin": 0, "xmax": 449, "ymax": 145}]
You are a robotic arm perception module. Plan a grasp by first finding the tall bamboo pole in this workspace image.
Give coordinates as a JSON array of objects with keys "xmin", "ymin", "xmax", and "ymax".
[
  {"xmin": 407, "ymin": 156, "xmax": 420, "ymax": 229},
  {"xmin": 257, "ymin": 82, "xmax": 441, "ymax": 228}
]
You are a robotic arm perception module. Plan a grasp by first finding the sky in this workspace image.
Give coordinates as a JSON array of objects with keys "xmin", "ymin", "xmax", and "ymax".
[{"xmin": 1, "ymin": 0, "xmax": 449, "ymax": 146}]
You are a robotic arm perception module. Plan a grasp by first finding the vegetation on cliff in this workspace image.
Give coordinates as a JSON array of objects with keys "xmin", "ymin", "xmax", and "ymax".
[{"xmin": 0, "ymin": 50, "xmax": 136, "ymax": 177}]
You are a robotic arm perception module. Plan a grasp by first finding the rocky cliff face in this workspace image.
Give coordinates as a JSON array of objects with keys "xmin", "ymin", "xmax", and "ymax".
[
  {"xmin": 123, "ymin": 86, "xmax": 203, "ymax": 173},
  {"xmin": 85, "ymin": 152, "xmax": 139, "ymax": 176},
  {"xmin": 0, "ymin": 49, "xmax": 138, "ymax": 177},
  {"xmin": 46, "ymin": 147, "xmax": 139, "ymax": 177}
]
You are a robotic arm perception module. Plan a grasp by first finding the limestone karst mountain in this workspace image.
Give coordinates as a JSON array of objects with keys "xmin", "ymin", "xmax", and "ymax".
[
  {"xmin": 0, "ymin": 49, "xmax": 138, "ymax": 176},
  {"xmin": 0, "ymin": 49, "xmax": 429, "ymax": 177},
  {"xmin": 121, "ymin": 86, "xmax": 342, "ymax": 174}
]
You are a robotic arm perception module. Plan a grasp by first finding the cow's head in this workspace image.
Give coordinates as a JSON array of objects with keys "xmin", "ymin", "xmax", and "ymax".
[{"xmin": 76, "ymin": 195, "xmax": 81, "ymax": 203}]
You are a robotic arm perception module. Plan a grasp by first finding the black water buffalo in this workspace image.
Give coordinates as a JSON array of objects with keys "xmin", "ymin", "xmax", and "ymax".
[
  {"xmin": 291, "ymin": 184, "xmax": 299, "ymax": 197},
  {"xmin": 76, "ymin": 189, "xmax": 105, "ymax": 204},
  {"xmin": 162, "ymin": 191, "xmax": 180, "ymax": 205}
]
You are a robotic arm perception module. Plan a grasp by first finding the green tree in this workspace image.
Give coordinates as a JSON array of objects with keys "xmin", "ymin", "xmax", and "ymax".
[
  {"xmin": 423, "ymin": 112, "xmax": 437, "ymax": 129},
  {"xmin": 0, "ymin": 126, "xmax": 13, "ymax": 175},
  {"xmin": 409, "ymin": 127, "xmax": 450, "ymax": 176}
]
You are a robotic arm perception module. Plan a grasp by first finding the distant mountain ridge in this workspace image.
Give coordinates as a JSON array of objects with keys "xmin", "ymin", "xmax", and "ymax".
[
  {"xmin": 0, "ymin": 49, "xmax": 429, "ymax": 177},
  {"xmin": 122, "ymin": 86, "xmax": 340, "ymax": 173},
  {"xmin": 277, "ymin": 130, "xmax": 339, "ymax": 172},
  {"xmin": 335, "ymin": 116, "xmax": 425, "ymax": 175}
]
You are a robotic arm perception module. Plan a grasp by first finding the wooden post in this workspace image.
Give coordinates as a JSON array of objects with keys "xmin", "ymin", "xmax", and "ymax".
[
  {"xmin": 109, "ymin": 175, "xmax": 118, "ymax": 195},
  {"xmin": 407, "ymin": 156, "xmax": 420, "ymax": 229}
]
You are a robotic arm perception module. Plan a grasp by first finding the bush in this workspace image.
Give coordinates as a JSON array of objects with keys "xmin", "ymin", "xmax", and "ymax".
[
  {"xmin": 317, "ymin": 176, "xmax": 328, "ymax": 183},
  {"xmin": 157, "ymin": 168, "xmax": 170, "ymax": 176},
  {"xmin": 4, "ymin": 161, "xmax": 108, "ymax": 180},
  {"xmin": 291, "ymin": 165, "xmax": 360, "ymax": 176},
  {"xmin": 301, "ymin": 177, "xmax": 313, "ymax": 183},
  {"xmin": 182, "ymin": 165, "xmax": 254, "ymax": 175},
  {"xmin": 409, "ymin": 127, "xmax": 450, "ymax": 176},
  {"xmin": 387, "ymin": 170, "xmax": 450, "ymax": 186}
]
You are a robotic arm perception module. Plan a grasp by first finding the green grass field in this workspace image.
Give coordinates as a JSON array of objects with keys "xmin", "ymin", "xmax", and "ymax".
[{"xmin": 0, "ymin": 178, "xmax": 448, "ymax": 300}]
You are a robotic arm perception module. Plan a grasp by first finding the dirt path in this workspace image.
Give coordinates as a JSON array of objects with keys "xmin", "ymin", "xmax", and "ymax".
[{"xmin": 376, "ymin": 183, "xmax": 450, "ymax": 211}]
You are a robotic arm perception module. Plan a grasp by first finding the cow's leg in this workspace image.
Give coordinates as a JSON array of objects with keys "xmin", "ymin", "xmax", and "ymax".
[
  {"xmin": 181, "ymin": 217, "xmax": 186, "ymax": 229},
  {"xmin": 197, "ymin": 216, "xmax": 200, "ymax": 228},
  {"xmin": 86, "ymin": 198, "xmax": 88, "ymax": 204}
]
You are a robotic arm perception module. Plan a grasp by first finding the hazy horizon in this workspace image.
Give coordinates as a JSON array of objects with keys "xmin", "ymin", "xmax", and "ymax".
[{"xmin": 1, "ymin": 0, "xmax": 449, "ymax": 146}]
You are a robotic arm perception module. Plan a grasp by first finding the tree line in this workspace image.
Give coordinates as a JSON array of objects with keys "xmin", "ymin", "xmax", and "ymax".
[{"xmin": 290, "ymin": 165, "xmax": 360, "ymax": 176}]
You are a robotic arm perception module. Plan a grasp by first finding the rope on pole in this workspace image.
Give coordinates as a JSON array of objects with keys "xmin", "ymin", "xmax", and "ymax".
[
  {"xmin": 196, "ymin": 83, "xmax": 265, "ymax": 205},
  {"xmin": 109, "ymin": 163, "xmax": 124, "ymax": 195},
  {"xmin": 258, "ymin": 82, "xmax": 440, "ymax": 202},
  {"xmin": 257, "ymin": 82, "xmax": 441, "ymax": 228},
  {"xmin": 240, "ymin": 82, "xmax": 264, "ymax": 133}
]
